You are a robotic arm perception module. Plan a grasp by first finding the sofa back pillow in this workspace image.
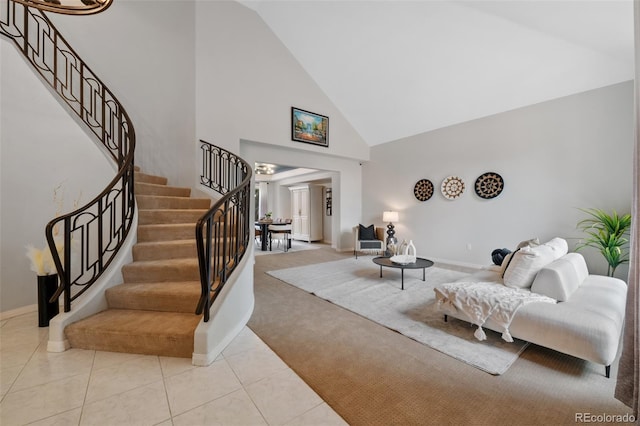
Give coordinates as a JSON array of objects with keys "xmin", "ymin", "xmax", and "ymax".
[
  {"xmin": 531, "ymin": 253, "xmax": 588, "ymax": 301},
  {"xmin": 545, "ymin": 237, "xmax": 569, "ymax": 260},
  {"xmin": 501, "ymin": 238, "xmax": 568, "ymax": 289},
  {"xmin": 503, "ymin": 243, "xmax": 557, "ymax": 289}
]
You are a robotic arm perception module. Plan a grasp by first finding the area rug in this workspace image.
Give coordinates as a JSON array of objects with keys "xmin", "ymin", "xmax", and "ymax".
[{"xmin": 267, "ymin": 257, "xmax": 530, "ymax": 375}]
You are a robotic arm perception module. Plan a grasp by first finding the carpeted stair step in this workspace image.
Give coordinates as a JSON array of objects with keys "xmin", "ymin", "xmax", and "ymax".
[
  {"xmin": 135, "ymin": 182, "xmax": 191, "ymax": 197},
  {"xmin": 106, "ymin": 281, "xmax": 201, "ymax": 313},
  {"xmin": 138, "ymin": 209, "xmax": 208, "ymax": 225},
  {"xmin": 137, "ymin": 195, "xmax": 211, "ymax": 210},
  {"xmin": 122, "ymin": 258, "xmax": 200, "ymax": 283},
  {"xmin": 133, "ymin": 240, "xmax": 198, "ymax": 261},
  {"xmin": 138, "ymin": 224, "xmax": 196, "ymax": 242},
  {"xmin": 65, "ymin": 309, "xmax": 201, "ymax": 358},
  {"xmin": 63, "ymin": 168, "xmax": 222, "ymax": 359},
  {"xmin": 134, "ymin": 172, "xmax": 168, "ymax": 186}
]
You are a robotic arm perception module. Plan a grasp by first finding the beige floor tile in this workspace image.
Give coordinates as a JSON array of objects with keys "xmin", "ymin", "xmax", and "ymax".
[
  {"xmin": 11, "ymin": 346, "xmax": 95, "ymax": 391},
  {"xmin": 80, "ymin": 380, "xmax": 171, "ymax": 426},
  {"xmin": 28, "ymin": 408, "xmax": 82, "ymax": 426},
  {"xmin": 0, "ymin": 325, "xmax": 47, "ymax": 352},
  {"xmin": 164, "ymin": 358, "xmax": 242, "ymax": 416},
  {"xmin": 159, "ymin": 355, "xmax": 196, "ymax": 378},
  {"xmin": 0, "ymin": 312, "xmax": 40, "ymax": 331},
  {"xmin": 245, "ymin": 368, "xmax": 324, "ymax": 425},
  {"xmin": 285, "ymin": 403, "xmax": 348, "ymax": 426},
  {"xmin": 225, "ymin": 345, "xmax": 289, "ymax": 386},
  {"xmin": 0, "ymin": 364, "xmax": 23, "ymax": 398},
  {"xmin": 0, "ymin": 373, "xmax": 89, "ymax": 425},
  {"xmin": 0, "ymin": 343, "xmax": 40, "ymax": 370},
  {"xmin": 85, "ymin": 355, "xmax": 162, "ymax": 403},
  {"xmin": 91, "ymin": 350, "xmax": 148, "ymax": 371},
  {"xmin": 0, "ymin": 312, "xmax": 340, "ymax": 426},
  {"xmin": 222, "ymin": 327, "xmax": 268, "ymax": 358},
  {"xmin": 172, "ymin": 388, "xmax": 268, "ymax": 426}
]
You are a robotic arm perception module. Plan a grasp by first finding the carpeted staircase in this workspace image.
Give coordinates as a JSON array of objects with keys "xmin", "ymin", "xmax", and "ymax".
[{"xmin": 64, "ymin": 171, "xmax": 212, "ymax": 358}]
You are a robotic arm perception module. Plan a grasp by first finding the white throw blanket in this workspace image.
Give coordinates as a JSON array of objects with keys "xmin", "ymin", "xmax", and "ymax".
[{"xmin": 434, "ymin": 281, "xmax": 556, "ymax": 342}]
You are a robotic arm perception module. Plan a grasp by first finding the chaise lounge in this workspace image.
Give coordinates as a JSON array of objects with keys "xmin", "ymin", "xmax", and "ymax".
[{"xmin": 434, "ymin": 238, "xmax": 628, "ymax": 377}]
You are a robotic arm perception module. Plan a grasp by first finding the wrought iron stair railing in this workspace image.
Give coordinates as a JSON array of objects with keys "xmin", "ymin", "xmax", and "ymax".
[
  {"xmin": 196, "ymin": 140, "xmax": 252, "ymax": 321},
  {"xmin": 2, "ymin": 2, "xmax": 252, "ymax": 322},
  {"xmin": 1, "ymin": 1, "xmax": 136, "ymax": 311}
]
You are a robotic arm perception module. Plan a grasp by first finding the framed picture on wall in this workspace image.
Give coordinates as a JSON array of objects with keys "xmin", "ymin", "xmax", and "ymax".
[{"xmin": 291, "ymin": 107, "xmax": 329, "ymax": 147}]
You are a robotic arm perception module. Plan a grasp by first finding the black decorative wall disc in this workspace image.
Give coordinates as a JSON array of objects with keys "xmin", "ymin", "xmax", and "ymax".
[
  {"xmin": 475, "ymin": 172, "xmax": 504, "ymax": 199},
  {"xmin": 414, "ymin": 179, "xmax": 434, "ymax": 201}
]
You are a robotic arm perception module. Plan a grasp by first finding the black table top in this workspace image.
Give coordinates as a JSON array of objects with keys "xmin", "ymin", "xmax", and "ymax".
[{"xmin": 372, "ymin": 256, "xmax": 434, "ymax": 269}]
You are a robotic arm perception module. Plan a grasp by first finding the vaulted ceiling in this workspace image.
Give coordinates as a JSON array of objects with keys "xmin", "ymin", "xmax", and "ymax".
[{"xmin": 239, "ymin": 0, "xmax": 634, "ymax": 146}]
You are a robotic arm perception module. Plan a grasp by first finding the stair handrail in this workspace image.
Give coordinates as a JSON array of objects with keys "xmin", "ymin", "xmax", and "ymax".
[
  {"xmin": 196, "ymin": 140, "xmax": 252, "ymax": 321},
  {"xmin": 1, "ymin": 1, "xmax": 136, "ymax": 311}
]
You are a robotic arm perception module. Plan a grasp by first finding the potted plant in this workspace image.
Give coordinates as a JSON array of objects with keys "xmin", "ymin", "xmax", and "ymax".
[{"xmin": 576, "ymin": 208, "xmax": 632, "ymax": 277}]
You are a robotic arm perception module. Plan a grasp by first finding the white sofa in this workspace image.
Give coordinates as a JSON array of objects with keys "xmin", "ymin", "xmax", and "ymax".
[{"xmin": 435, "ymin": 250, "xmax": 627, "ymax": 377}]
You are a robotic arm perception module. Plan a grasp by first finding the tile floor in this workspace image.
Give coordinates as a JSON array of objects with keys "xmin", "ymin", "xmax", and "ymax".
[{"xmin": 0, "ymin": 311, "xmax": 347, "ymax": 426}]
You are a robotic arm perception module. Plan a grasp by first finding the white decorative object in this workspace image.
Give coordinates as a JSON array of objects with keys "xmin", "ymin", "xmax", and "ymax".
[
  {"xmin": 390, "ymin": 255, "xmax": 414, "ymax": 265},
  {"xmin": 390, "ymin": 239, "xmax": 417, "ymax": 264},
  {"xmin": 441, "ymin": 175, "xmax": 465, "ymax": 199},
  {"xmin": 397, "ymin": 240, "xmax": 408, "ymax": 256},
  {"xmin": 406, "ymin": 240, "xmax": 417, "ymax": 263}
]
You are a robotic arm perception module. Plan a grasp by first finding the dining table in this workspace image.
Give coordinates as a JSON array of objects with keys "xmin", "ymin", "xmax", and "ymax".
[
  {"xmin": 255, "ymin": 220, "xmax": 272, "ymax": 251},
  {"xmin": 255, "ymin": 220, "xmax": 292, "ymax": 251}
]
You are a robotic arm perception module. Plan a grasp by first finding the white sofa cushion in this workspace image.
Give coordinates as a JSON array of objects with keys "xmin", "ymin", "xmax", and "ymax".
[
  {"xmin": 502, "ymin": 238, "xmax": 569, "ymax": 289},
  {"xmin": 531, "ymin": 252, "xmax": 588, "ymax": 301}
]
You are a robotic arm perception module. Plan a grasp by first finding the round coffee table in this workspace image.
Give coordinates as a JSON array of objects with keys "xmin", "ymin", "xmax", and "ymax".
[{"xmin": 372, "ymin": 256, "xmax": 434, "ymax": 290}]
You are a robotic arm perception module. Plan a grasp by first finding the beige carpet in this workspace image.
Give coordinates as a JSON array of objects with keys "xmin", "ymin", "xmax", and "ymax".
[
  {"xmin": 266, "ymin": 258, "xmax": 529, "ymax": 375},
  {"xmin": 254, "ymin": 239, "xmax": 321, "ymax": 256},
  {"xmin": 248, "ymin": 246, "xmax": 632, "ymax": 426}
]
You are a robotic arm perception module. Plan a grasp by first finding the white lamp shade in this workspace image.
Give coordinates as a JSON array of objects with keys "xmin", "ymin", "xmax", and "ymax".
[{"xmin": 383, "ymin": 211, "xmax": 398, "ymax": 223}]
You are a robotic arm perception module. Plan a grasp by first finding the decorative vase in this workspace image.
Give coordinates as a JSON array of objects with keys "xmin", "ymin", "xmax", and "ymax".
[
  {"xmin": 398, "ymin": 240, "xmax": 408, "ymax": 257},
  {"xmin": 37, "ymin": 274, "xmax": 59, "ymax": 327},
  {"xmin": 406, "ymin": 240, "xmax": 417, "ymax": 263}
]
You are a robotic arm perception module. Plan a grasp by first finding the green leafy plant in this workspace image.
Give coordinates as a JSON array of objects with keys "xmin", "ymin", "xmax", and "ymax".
[{"xmin": 576, "ymin": 208, "xmax": 632, "ymax": 276}]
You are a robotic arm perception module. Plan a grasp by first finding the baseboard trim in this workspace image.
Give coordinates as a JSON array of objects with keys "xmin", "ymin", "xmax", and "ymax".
[{"xmin": 47, "ymin": 338, "xmax": 70, "ymax": 352}]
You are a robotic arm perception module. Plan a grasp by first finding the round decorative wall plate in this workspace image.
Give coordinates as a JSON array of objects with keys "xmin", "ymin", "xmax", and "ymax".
[
  {"xmin": 441, "ymin": 176, "xmax": 465, "ymax": 200},
  {"xmin": 475, "ymin": 172, "xmax": 504, "ymax": 199},
  {"xmin": 413, "ymin": 179, "xmax": 434, "ymax": 201}
]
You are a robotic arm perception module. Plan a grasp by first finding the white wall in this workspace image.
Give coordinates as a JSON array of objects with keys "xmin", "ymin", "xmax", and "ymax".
[
  {"xmin": 194, "ymin": 0, "xmax": 369, "ymax": 250},
  {"xmin": 0, "ymin": 45, "xmax": 115, "ymax": 312},
  {"xmin": 363, "ymin": 81, "xmax": 634, "ymax": 277},
  {"xmin": 49, "ymin": 1, "xmax": 196, "ymax": 188},
  {"xmin": 195, "ymin": 0, "xmax": 369, "ymax": 162}
]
